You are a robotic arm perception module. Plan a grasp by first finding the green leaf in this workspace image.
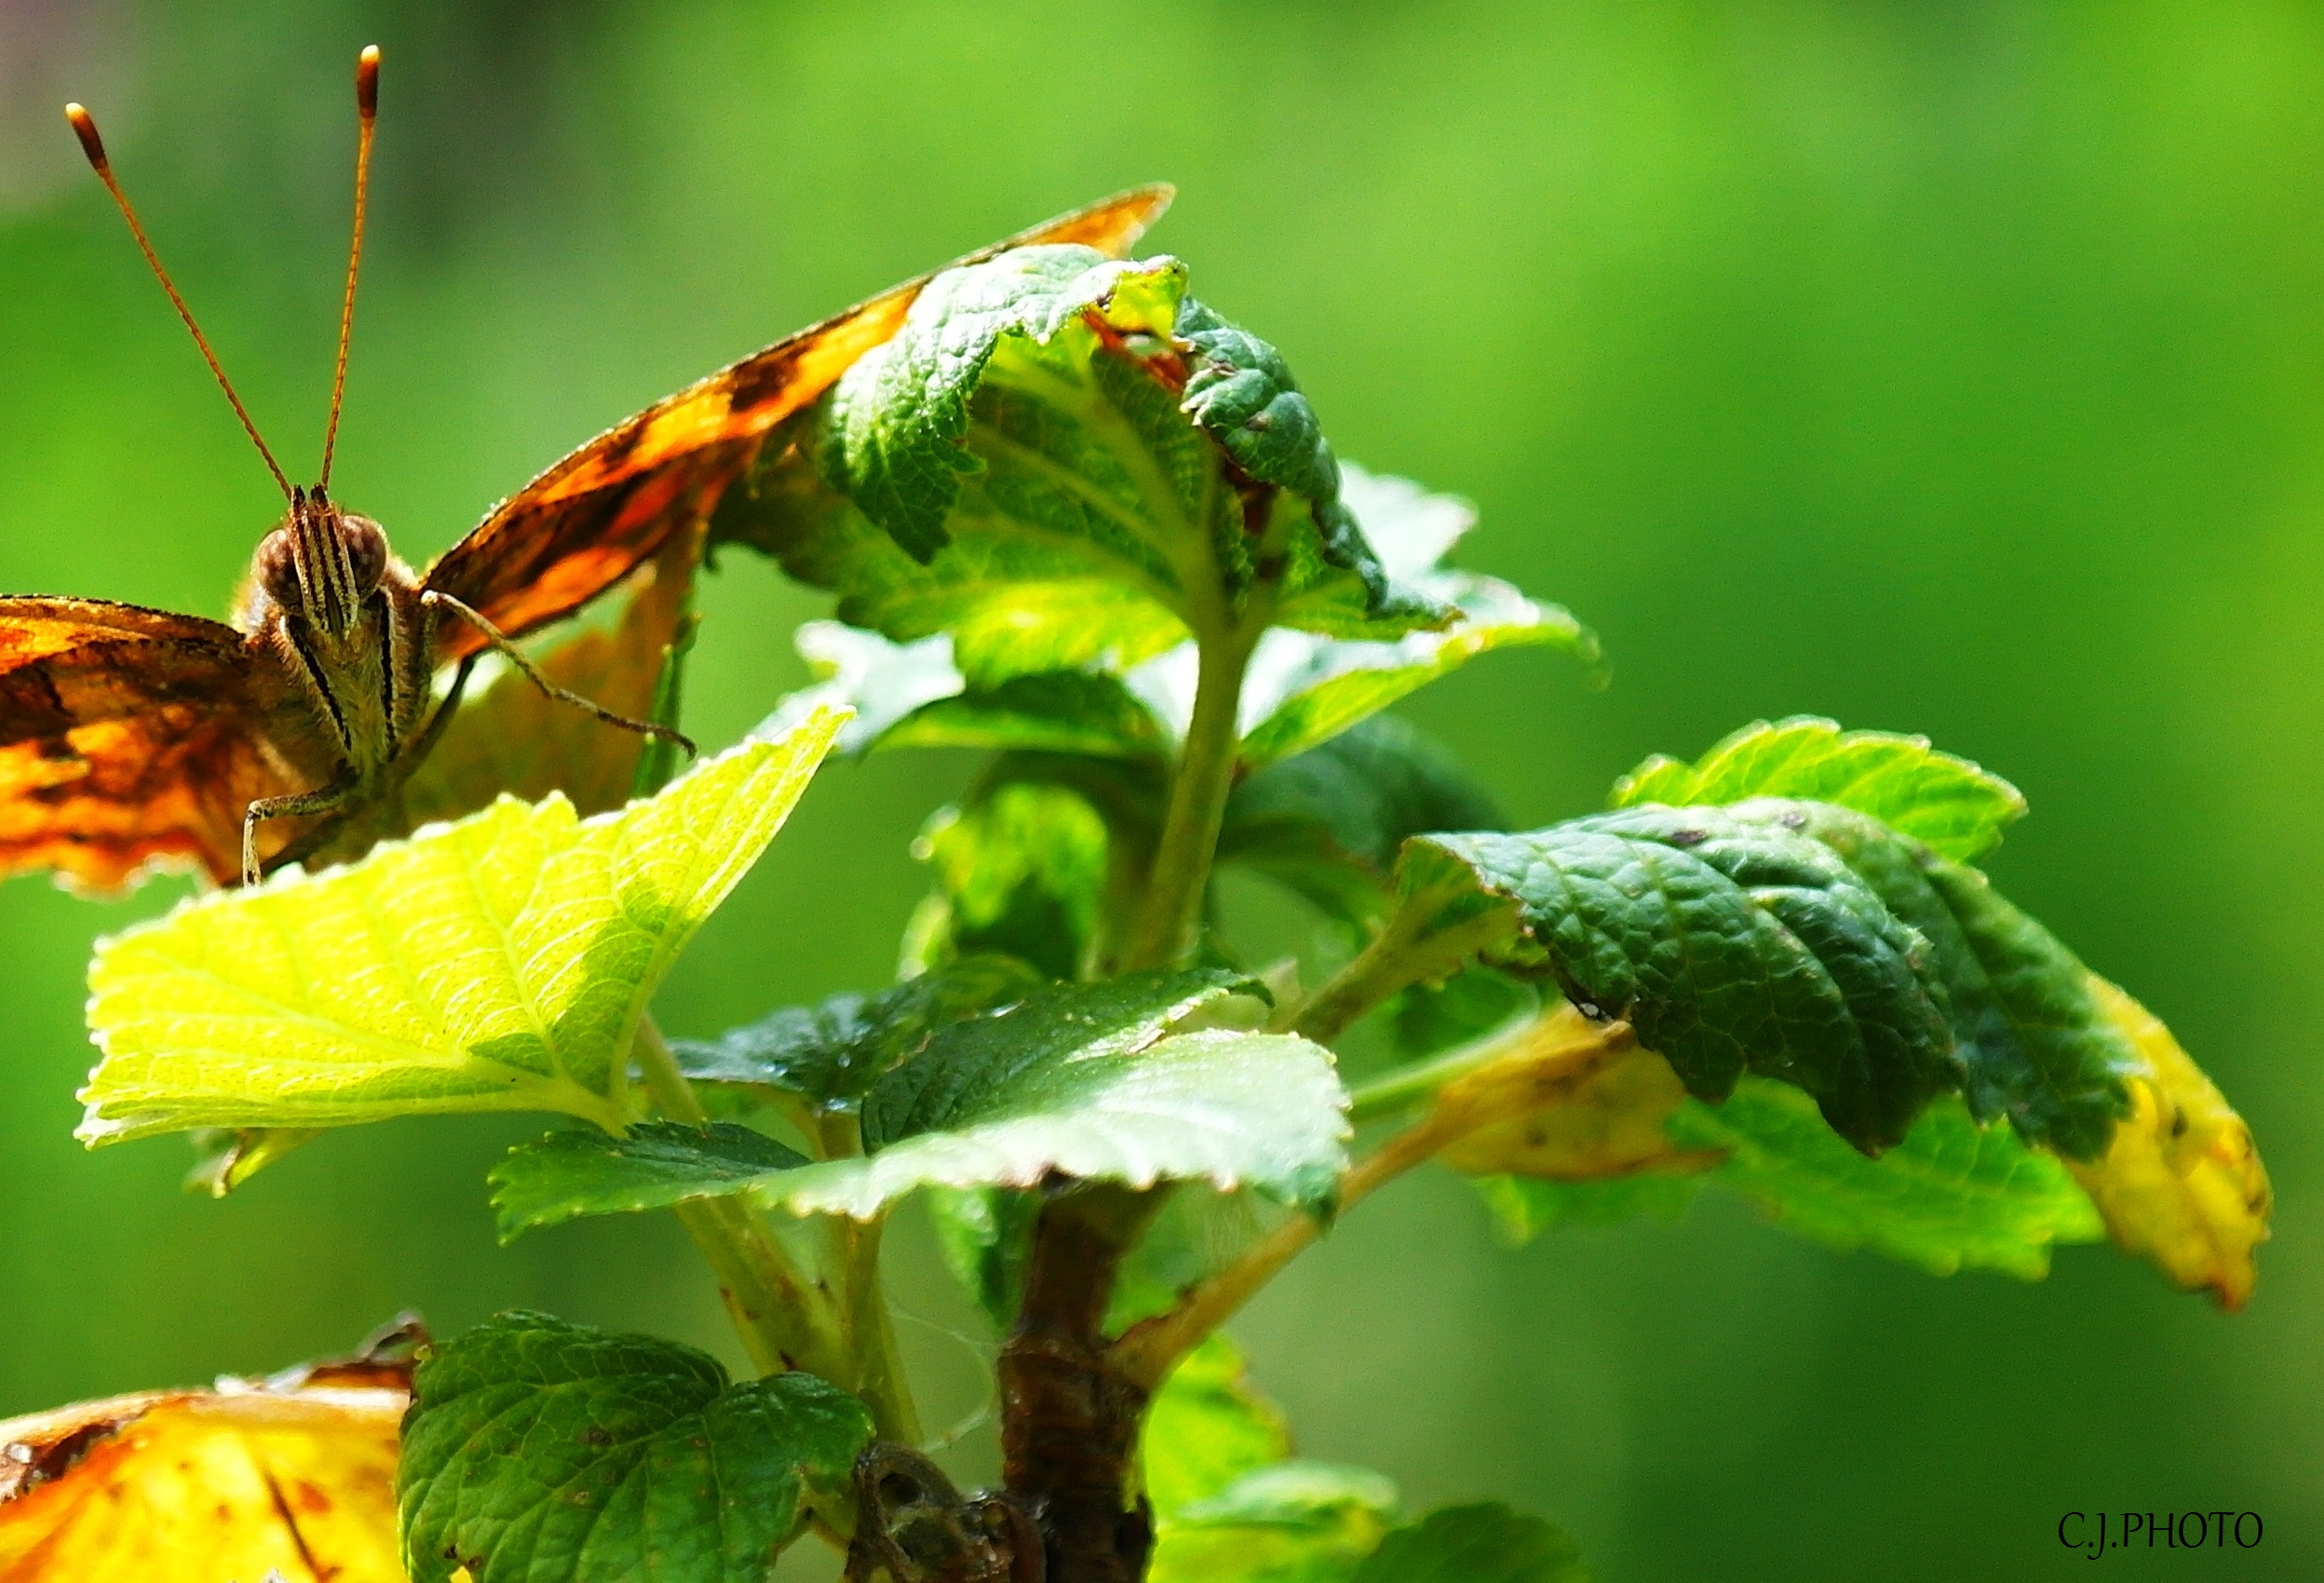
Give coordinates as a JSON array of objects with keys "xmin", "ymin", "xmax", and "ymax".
[
  {"xmin": 723, "ymin": 248, "xmax": 1438, "ymax": 678},
  {"xmin": 1389, "ymin": 970, "xmax": 1539, "ymax": 1062},
  {"xmin": 669, "ymin": 954, "xmax": 1046, "ymax": 1113},
  {"xmin": 1475, "ymin": 1171, "xmax": 1704, "ymax": 1242},
  {"xmin": 926, "ymin": 1184, "xmax": 1043, "ymax": 1327},
  {"xmin": 1111, "ymin": 1184, "xmax": 1290, "ymax": 1330},
  {"xmin": 1749, "ymin": 799, "xmax": 2135, "ymax": 1157},
  {"xmin": 1405, "ymin": 807, "xmax": 1959, "ymax": 1153},
  {"xmin": 79, "ymin": 713, "xmax": 847, "ymax": 1144},
  {"xmin": 762, "ymin": 464, "xmax": 1586, "ymax": 783},
  {"xmin": 1353, "ymin": 1503, "xmax": 1590, "ymax": 1583},
  {"xmin": 1141, "ymin": 1333, "xmax": 1292, "ymax": 1518},
  {"xmin": 1223, "ymin": 715, "xmax": 1502, "ymax": 926},
  {"xmin": 1222, "ymin": 467, "xmax": 1595, "ymax": 766},
  {"xmin": 1613, "ymin": 716, "xmax": 2025, "ymax": 863},
  {"xmin": 1671, "ymin": 1079, "xmax": 2105, "ymax": 1279},
  {"xmin": 398, "ymin": 1311, "xmax": 870, "ymax": 1583},
  {"xmin": 779, "ymin": 620, "xmax": 1169, "ymax": 761},
  {"xmin": 1466, "ymin": 1063, "xmax": 2105, "ymax": 1280},
  {"xmin": 905, "ymin": 780, "xmax": 1113, "ymax": 980},
  {"xmin": 490, "ymin": 1122, "xmax": 811, "ymax": 1241},
  {"xmin": 491, "ymin": 972, "xmax": 1348, "ymax": 1223},
  {"xmin": 1150, "ymin": 1462, "xmax": 1402, "ymax": 1583}
]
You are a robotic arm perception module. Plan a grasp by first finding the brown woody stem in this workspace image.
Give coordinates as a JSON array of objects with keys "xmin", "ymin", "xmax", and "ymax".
[{"xmin": 1001, "ymin": 1186, "xmax": 1162, "ymax": 1583}]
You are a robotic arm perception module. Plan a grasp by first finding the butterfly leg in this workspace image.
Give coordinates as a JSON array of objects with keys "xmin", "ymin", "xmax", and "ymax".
[
  {"xmin": 421, "ymin": 590, "xmax": 697, "ymax": 757},
  {"xmin": 259, "ymin": 654, "xmax": 482, "ymax": 879},
  {"xmin": 241, "ymin": 770, "xmax": 359, "ymax": 886},
  {"xmin": 395, "ymin": 651, "xmax": 480, "ymax": 774}
]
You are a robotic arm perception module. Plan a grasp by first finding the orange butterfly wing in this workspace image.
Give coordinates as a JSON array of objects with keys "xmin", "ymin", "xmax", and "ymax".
[
  {"xmin": 0, "ymin": 600, "xmax": 308, "ymax": 892},
  {"xmin": 423, "ymin": 183, "xmax": 1176, "ymax": 650}
]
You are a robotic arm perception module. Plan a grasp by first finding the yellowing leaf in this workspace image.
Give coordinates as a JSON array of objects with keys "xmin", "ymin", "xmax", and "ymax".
[
  {"xmin": 81, "ymin": 710, "xmax": 846, "ymax": 1144},
  {"xmin": 1437, "ymin": 1026, "xmax": 1716, "ymax": 1183},
  {"xmin": 0, "ymin": 1362, "xmax": 409, "ymax": 1583},
  {"xmin": 2067, "ymin": 976, "xmax": 2271, "ymax": 1309}
]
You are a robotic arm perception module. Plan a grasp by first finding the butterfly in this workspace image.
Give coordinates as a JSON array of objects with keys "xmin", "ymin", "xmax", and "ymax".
[{"xmin": 11, "ymin": 44, "xmax": 1170, "ymax": 892}]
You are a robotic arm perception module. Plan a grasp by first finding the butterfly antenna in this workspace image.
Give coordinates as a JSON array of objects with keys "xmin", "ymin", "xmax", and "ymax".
[
  {"xmin": 318, "ymin": 45, "xmax": 379, "ymax": 494},
  {"xmin": 65, "ymin": 102, "xmax": 293, "ymax": 504}
]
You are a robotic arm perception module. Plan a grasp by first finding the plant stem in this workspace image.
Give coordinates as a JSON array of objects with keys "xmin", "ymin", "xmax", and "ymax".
[
  {"xmin": 1120, "ymin": 618, "xmax": 1253, "ymax": 971},
  {"xmin": 633, "ymin": 1017, "xmax": 849, "ymax": 1384},
  {"xmin": 1111, "ymin": 1009, "xmax": 1634, "ymax": 1389},
  {"xmin": 1109, "ymin": 1109, "xmax": 1466, "ymax": 1391},
  {"xmin": 1344, "ymin": 1008, "xmax": 1547, "ymax": 1125},
  {"xmin": 1001, "ymin": 1185, "xmax": 1163, "ymax": 1583},
  {"xmin": 1281, "ymin": 905, "xmax": 1516, "ymax": 1046},
  {"xmin": 817, "ymin": 1111, "xmax": 922, "ymax": 1445}
]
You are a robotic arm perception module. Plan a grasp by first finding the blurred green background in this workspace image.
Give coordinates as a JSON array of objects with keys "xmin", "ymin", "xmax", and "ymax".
[{"xmin": 1, "ymin": 2, "xmax": 2317, "ymax": 1577}]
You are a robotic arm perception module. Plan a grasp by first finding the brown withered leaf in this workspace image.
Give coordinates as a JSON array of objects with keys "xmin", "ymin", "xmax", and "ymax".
[
  {"xmin": 0, "ymin": 1324, "xmax": 423, "ymax": 1582},
  {"xmin": 2067, "ymin": 976, "xmax": 2271, "ymax": 1310}
]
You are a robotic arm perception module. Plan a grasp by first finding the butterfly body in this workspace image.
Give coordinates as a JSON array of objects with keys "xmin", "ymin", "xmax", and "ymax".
[{"xmin": 233, "ymin": 486, "xmax": 444, "ymax": 874}]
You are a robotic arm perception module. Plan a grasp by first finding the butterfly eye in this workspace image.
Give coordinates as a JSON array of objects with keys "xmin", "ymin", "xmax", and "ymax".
[
  {"xmin": 252, "ymin": 528, "xmax": 304, "ymax": 610},
  {"xmin": 339, "ymin": 514, "xmax": 388, "ymax": 596}
]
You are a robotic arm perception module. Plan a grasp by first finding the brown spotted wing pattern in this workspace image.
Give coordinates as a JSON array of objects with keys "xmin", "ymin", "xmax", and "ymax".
[{"xmin": 0, "ymin": 601, "xmax": 321, "ymax": 891}]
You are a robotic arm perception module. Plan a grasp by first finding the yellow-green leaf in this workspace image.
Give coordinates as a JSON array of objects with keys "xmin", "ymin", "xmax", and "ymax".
[
  {"xmin": 1140, "ymin": 1333, "xmax": 1293, "ymax": 1519},
  {"xmin": 80, "ymin": 710, "xmax": 846, "ymax": 1145}
]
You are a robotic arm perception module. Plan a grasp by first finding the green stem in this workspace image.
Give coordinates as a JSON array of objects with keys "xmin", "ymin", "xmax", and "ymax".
[
  {"xmin": 1108, "ymin": 1103, "xmax": 1473, "ymax": 1391},
  {"xmin": 815, "ymin": 1111, "xmax": 922, "ymax": 1445},
  {"xmin": 1280, "ymin": 905, "xmax": 1514, "ymax": 1046},
  {"xmin": 633, "ymin": 1017, "xmax": 848, "ymax": 1382},
  {"xmin": 1121, "ymin": 619, "xmax": 1253, "ymax": 970},
  {"xmin": 1344, "ymin": 1006, "xmax": 1547, "ymax": 1124}
]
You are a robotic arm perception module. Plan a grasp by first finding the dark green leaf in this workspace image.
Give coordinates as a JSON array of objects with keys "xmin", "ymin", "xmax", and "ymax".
[
  {"xmin": 1614, "ymin": 716, "xmax": 2025, "ymax": 863},
  {"xmin": 486, "ymin": 974, "xmax": 1345, "ymax": 1224},
  {"xmin": 784, "ymin": 620, "xmax": 1169, "ymax": 760},
  {"xmin": 398, "ymin": 1312, "xmax": 870, "ymax": 1583},
  {"xmin": 1389, "ymin": 971, "xmax": 1539, "ymax": 1062},
  {"xmin": 725, "ymin": 248, "xmax": 1434, "ymax": 670},
  {"xmin": 1353, "ymin": 1503, "xmax": 1590, "ymax": 1583},
  {"xmin": 926, "ymin": 1184, "xmax": 1042, "ymax": 1327},
  {"xmin": 1474, "ymin": 1171, "xmax": 1704, "ymax": 1242},
  {"xmin": 1109, "ymin": 1185, "xmax": 1288, "ymax": 1332},
  {"xmin": 490, "ymin": 1123, "xmax": 810, "ymax": 1242},
  {"xmin": 1408, "ymin": 807, "xmax": 1959, "ymax": 1153},
  {"xmin": 669, "ymin": 955, "xmax": 1046, "ymax": 1111},
  {"xmin": 1223, "ymin": 715, "xmax": 1501, "ymax": 925},
  {"xmin": 1739, "ymin": 799, "xmax": 2135, "ymax": 1157},
  {"xmin": 906, "ymin": 782, "xmax": 1113, "ymax": 979}
]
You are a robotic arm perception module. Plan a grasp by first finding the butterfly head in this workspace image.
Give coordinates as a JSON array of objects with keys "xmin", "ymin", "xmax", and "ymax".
[{"xmin": 254, "ymin": 487, "xmax": 388, "ymax": 640}]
